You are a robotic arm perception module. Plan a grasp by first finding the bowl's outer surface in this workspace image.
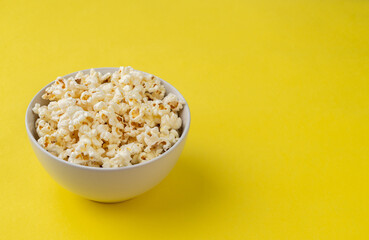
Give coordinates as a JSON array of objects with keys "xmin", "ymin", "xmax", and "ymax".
[{"xmin": 26, "ymin": 68, "xmax": 190, "ymax": 202}]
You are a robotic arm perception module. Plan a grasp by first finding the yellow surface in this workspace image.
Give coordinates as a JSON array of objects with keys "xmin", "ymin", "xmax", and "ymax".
[{"xmin": 1, "ymin": 0, "xmax": 369, "ymax": 239}]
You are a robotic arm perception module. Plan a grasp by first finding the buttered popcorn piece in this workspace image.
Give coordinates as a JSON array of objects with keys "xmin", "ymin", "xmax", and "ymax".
[{"xmin": 33, "ymin": 67, "xmax": 184, "ymax": 168}]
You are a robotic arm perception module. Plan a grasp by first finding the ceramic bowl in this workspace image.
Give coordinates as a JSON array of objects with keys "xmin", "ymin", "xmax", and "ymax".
[{"xmin": 25, "ymin": 67, "xmax": 190, "ymax": 202}]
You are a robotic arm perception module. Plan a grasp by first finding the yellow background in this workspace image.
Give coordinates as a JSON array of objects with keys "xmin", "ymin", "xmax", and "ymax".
[{"xmin": 1, "ymin": 0, "xmax": 369, "ymax": 239}]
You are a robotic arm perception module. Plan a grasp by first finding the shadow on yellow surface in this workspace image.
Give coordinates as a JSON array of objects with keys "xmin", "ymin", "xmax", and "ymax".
[{"xmin": 58, "ymin": 150, "xmax": 223, "ymax": 224}]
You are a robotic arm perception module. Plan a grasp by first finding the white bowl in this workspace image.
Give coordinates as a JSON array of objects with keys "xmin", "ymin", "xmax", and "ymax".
[{"xmin": 25, "ymin": 68, "xmax": 191, "ymax": 203}]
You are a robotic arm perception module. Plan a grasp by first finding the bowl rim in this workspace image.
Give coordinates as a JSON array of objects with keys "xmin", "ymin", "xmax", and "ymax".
[{"xmin": 25, "ymin": 67, "xmax": 191, "ymax": 171}]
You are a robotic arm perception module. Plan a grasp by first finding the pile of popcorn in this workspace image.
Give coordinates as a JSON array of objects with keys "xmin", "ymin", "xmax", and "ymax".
[{"xmin": 33, "ymin": 67, "xmax": 184, "ymax": 168}]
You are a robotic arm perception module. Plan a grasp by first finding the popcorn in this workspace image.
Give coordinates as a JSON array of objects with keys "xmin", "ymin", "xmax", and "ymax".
[
  {"xmin": 33, "ymin": 67, "xmax": 184, "ymax": 168},
  {"xmin": 161, "ymin": 112, "xmax": 182, "ymax": 130}
]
